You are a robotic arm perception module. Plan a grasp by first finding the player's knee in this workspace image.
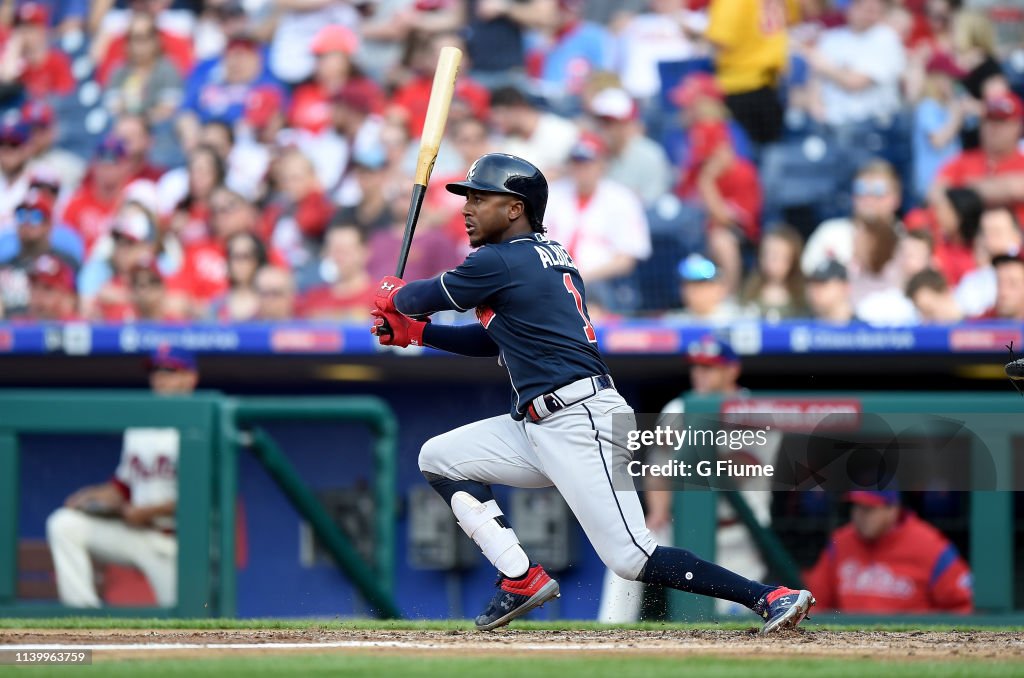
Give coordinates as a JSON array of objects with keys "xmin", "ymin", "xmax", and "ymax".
[
  {"xmin": 46, "ymin": 507, "xmax": 83, "ymax": 542},
  {"xmin": 418, "ymin": 436, "xmax": 447, "ymax": 475},
  {"xmin": 601, "ymin": 550, "xmax": 647, "ymax": 582}
]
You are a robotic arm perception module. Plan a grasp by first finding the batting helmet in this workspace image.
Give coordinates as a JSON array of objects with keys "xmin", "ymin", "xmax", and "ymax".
[{"xmin": 445, "ymin": 153, "xmax": 548, "ymax": 230}]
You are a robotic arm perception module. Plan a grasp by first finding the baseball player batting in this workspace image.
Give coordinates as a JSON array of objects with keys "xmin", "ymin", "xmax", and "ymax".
[{"xmin": 371, "ymin": 153, "xmax": 815, "ymax": 633}]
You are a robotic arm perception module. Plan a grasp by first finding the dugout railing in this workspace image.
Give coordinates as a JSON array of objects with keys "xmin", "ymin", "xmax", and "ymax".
[
  {"xmin": 672, "ymin": 392, "xmax": 1023, "ymax": 624},
  {"xmin": 0, "ymin": 391, "xmax": 399, "ymax": 619}
]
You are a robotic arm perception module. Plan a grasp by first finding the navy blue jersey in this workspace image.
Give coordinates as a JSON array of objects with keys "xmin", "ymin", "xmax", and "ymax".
[{"xmin": 396, "ymin": 233, "xmax": 609, "ymax": 418}]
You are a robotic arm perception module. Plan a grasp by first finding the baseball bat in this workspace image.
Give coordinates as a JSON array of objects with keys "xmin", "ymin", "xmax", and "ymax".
[{"xmin": 395, "ymin": 45, "xmax": 463, "ymax": 278}]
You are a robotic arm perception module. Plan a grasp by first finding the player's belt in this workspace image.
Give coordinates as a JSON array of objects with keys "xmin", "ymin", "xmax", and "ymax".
[{"xmin": 526, "ymin": 374, "xmax": 614, "ymax": 423}]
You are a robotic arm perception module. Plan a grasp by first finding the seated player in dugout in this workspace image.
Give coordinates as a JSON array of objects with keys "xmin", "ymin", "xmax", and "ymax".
[
  {"xmin": 371, "ymin": 152, "xmax": 814, "ymax": 634},
  {"xmin": 45, "ymin": 346, "xmax": 197, "ymax": 608},
  {"xmin": 803, "ymin": 491, "xmax": 973, "ymax": 613}
]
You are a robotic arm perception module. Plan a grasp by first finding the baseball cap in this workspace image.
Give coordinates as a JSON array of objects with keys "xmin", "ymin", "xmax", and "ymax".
[
  {"xmin": 687, "ymin": 335, "xmax": 739, "ymax": 366},
  {"xmin": 590, "ymin": 88, "xmax": 635, "ymax": 121},
  {"xmin": 28, "ymin": 254, "xmax": 75, "ymax": 293},
  {"xmin": 807, "ymin": 259, "xmax": 848, "ymax": 283},
  {"xmin": 244, "ymin": 85, "xmax": 284, "ymax": 128},
  {"xmin": 351, "ymin": 143, "xmax": 387, "ymax": 170},
  {"xmin": 332, "ymin": 79, "xmax": 381, "ymax": 115},
  {"xmin": 983, "ymin": 93, "xmax": 1023, "ymax": 122},
  {"xmin": 310, "ymin": 24, "xmax": 359, "ymax": 56},
  {"xmin": 16, "ymin": 188, "xmax": 54, "ymax": 223},
  {"xmin": 670, "ymin": 73, "xmax": 723, "ymax": 109},
  {"xmin": 111, "ymin": 210, "xmax": 156, "ymax": 243},
  {"xmin": 992, "ymin": 251, "xmax": 1024, "ymax": 268},
  {"xmin": 677, "ymin": 253, "xmax": 719, "ymax": 282},
  {"xmin": 21, "ymin": 100, "xmax": 53, "ymax": 129},
  {"xmin": 146, "ymin": 345, "xmax": 197, "ymax": 372},
  {"xmin": 0, "ymin": 112, "xmax": 30, "ymax": 146},
  {"xmin": 925, "ymin": 53, "xmax": 965, "ymax": 79},
  {"xmin": 95, "ymin": 135, "xmax": 128, "ymax": 162},
  {"xmin": 568, "ymin": 132, "xmax": 606, "ymax": 162},
  {"xmin": 226, "ymin": 30, "xmax": 262, "ymax": 51},
  {"xmin": 29, "ymin": 166, "xmax": 61, "ymax": 194},
  {"xmin": 14, "ymin": 2, "xmax": 49, "ymax": 26},
  {"xmin": 845, "ymin": 490, "xmax": 900, "ymax": 507}
]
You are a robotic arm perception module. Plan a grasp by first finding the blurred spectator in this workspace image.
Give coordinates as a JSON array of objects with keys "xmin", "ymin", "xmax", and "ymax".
[
  {"xmin": 166, "ymin": 144, "xmax": 224, "ymax": 246},
  {"xmin": 288, "ymin": 24, "xmax": 375, "ymax": 135},
  {"xmin": 489, "ymin": 85, "xmax": 579, "ymax": 175},
  {"xmin": 207, "ymin": 231, "xmax": 267, "ymax": 322},
  {"xmin": 92, "ymin": 0, "xmax": 194, "ymax": 85},
  {"xmin": 800, "ymin": 0, "xmax": 906, "ymax": 127},
  {"xmin": 254, "ymin": 264, "xmax": 297, "ymax": 321},
  {"xmin": 672, "ymin": 74, "xmax": 761, "ymax": 294},
  {"xmin": 390, "ymin": 30, "xmax": 486, "ymax": 139},
  {"xmin": 988, "ymin": 252, "xmax": 1024, "ymax": 321},
  {"xmin": 260, "ymin": 147, "xmax": 332, "ymax": 289},
  {"xmin": 409, "ymin": 0, "xmax": 557, "ymax": 90},
  {"xmin": 912, "ymin": 53, "xmax": 964, "ymax": 202},
  {"xmin": 804, "ymin": 491, "xmax": 972, "ymax": 613},
  {"xmin": 803, "ymin": 160, "xmax": 901, "ymax": 278},
  {"xmin": 527, "ymin": 0, "xmax": 614, "ymax": 108},
  {"xmin": 26, "ymin": 252, "xmax": 79, "ymax": 321},
  {"xmin": 114, "ymin": 114, "xmax": 165, "ymax": 182},
  {"xmin": 0, "ymin": 172, "xmax": 83, "ymax": 264},
  {"xmin": 955, "ymin": 207, "xmax": 1022, "ymax": 317},
  {"xmin": 125, "ymin": 255, "xmax": 185, "ymax": 321},
  {"xmin": 704, "ymin": 0, "xmax": 793, "ymax": 144},
  {"xmin": 63, "ymin": 135, "xmax": 134, "ymax": 254},
  {"xmin": 0, "ymin": 113, "xmax": 34, "ymax": 223},
  {"xmin": 368, "ymin": 180, "xmax": 461, "ymax": 282},
  {"xmin": 806, "ymin": 259, "xmax": 858, "ymax": 324},
  {"xmin": 23, "ymin": 100, "xmax": 86, "ymax": 196},
  {"xmin": 0, "ymin": 189, "xmax": 76, "ymax": 318},
  {"xmin": 313, "ymin": 78, "xmax": 388, "ymax": 200},
  {"xmin": 931, "ymin": 92, "xmax": 1024, "ymax": 227},
  {"xmin": 46, "ymin": 345, "xmax": 196, "ymax": 609},
  {"xmin": 906, "ymin": 268, "xmax": 963, "ymax": 323},
  {"xmin": 299, "ymin": 224, "xmax": 373, "ymax": 321},
  {"xmin": 268, "ymin": 0, "xmax": 359, "ymax": 85},
  {"xmin": 82, "ymin": 204, "xmax": 159, "ymax": 321},
  {"xmin": 105, "ymin": 11, "xmax": 184, "ymax": 144},
  {"xmin": 544, "ymin": 133, "xmax": 651, "ymax": 308},
  {"xmin": 672, "ymin": 253, "xmax": 745, "ymax": 325},
  {"xmin": 331, "ymin": 144, "xmax": 393, "ymax": 238},
  {"xmin": 613, "ymin": 0, "xmax": 707, "ymax": 101},
  {"xmin": 193, "ymin": 0, "xmax": 254, "ymax": 62},
  {"xmin": 177, "ymin": 30, "xmax": 282, "ymax": 151},
  {"xmin": 854, "ymin": 227, "xmax": 923, "ymax": 326},
  {"xmin": 588, "ymin": 87, "xmax": 671, "ymax": 205},
  {"xmin": 0, "ymin": 2, "xmax": 74, "ymax": 98},
  {"xmin": 739, "ymin": 224, "xmax": 808, "ymax": 321},
  {"xmin": 950, "ymin": 9, "xmax": 1005, "ymax": 151}
]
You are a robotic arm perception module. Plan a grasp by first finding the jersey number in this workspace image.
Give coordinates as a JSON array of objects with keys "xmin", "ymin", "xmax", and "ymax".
[{"xmin": 563, "ymin": 273, "xmax": 597, "ymax": 343}]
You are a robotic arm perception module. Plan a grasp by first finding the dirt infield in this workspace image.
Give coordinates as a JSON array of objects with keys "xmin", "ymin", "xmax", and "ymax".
[{"xmin": 2, "ymin": 628, "xmax": 1023, "ymax": 662}]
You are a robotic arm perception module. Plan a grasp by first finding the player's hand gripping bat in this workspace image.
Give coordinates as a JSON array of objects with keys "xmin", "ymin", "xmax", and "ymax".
[{"xmin": 376, "ymin": 45, "xmax": 462, "ymax": 341}]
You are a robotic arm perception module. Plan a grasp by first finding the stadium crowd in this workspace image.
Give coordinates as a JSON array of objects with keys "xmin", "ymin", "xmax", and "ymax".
[{"xmin": 0, "ymin": 0, "xmax": 1022, "ymax": 325}]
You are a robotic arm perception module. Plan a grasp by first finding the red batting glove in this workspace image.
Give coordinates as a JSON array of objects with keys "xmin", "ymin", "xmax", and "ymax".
[
  {"xmin": 374, "ymin": 276, "xmax": 406, "ymax": 312},
  {"xmin": 371, "ymin": 309, "xmax": 428, "ymax": 348}
]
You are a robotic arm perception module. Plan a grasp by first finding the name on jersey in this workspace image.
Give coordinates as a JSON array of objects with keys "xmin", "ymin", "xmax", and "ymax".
[{"xmin": 534, "ymin": 243, "xmax": 578, "ymax": 270}]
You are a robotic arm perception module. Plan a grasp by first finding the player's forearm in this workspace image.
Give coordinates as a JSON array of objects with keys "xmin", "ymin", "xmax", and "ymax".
[
  {"xmin": 395, "ymin": 277, "xmax": 459, "ymax": 316},
  {"xmin": 422, "ymin": 323, "xmax": 500, "ymax": 357}
]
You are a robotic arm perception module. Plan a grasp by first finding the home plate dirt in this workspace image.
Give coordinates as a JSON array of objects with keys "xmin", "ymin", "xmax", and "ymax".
[{"xmin": 2, "ymin": 629, "xmax": 1023, "ymax": 662}]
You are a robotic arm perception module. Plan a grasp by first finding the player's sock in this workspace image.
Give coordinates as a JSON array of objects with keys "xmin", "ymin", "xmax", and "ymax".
[{"xmin": 637, "ymin": 546, "xmax": 774, "ymax": 610}]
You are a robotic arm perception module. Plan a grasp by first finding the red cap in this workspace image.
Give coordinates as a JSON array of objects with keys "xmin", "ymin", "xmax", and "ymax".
[
  {"xmin": 28, "ymin": 254, "xmax": 75, "ymax": 293},
  {"xmin": 21, "ymin": 100, "xmax": 53, "ymax": 128},
  {"xmin": 15, "ymin": 2, "xmax": 49, "ymax": 26},
  {"xmin": 17, "ymin": 188, "xmax": 54, "ymax": 222},
  {"xmin": 453, "ymin": 80, "xmax": 490, "ymax": 122},
  {"xmin": 670, "ymin": 73, "xmax": 724, "ymax": 109},
  {"xmin": 845, "ymin": 490, "xmax": 900, "ymax": 507},
  {"xmin": 925, "ymin": 53, "xmax": 965, "ymax": 79},
  {"xmin": 244, "ymin": 85, "xmax": 284, "ymax": 128},
  {"xmin": 310, "ymin": 24, "xmax": 359, "ymax": 56},
  {"xmin": 984, "ymin": 93, "xmax": 1023, "ymax": 122},
  {"xmin": 568, "ymin": 131, "xmax": 606, "ymax": 162},
  {"xmin": 331, "ymin": 79, "xmax": 382, "ymax": 115}
]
